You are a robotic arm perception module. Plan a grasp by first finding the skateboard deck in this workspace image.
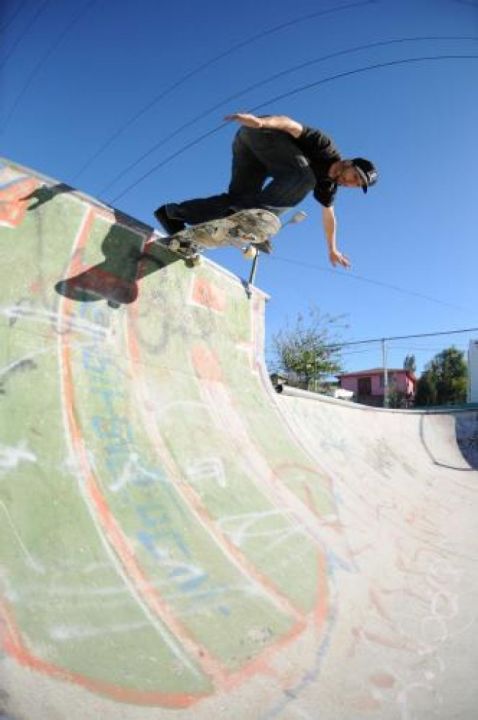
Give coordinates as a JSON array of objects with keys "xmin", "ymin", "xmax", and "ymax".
[{"xmin": 153, "ymin": 209, "xmax": 281, "ymax": 264}]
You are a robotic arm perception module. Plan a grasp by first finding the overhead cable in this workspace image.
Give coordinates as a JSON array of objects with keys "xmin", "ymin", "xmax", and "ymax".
[
  {"xmin": 73, "ymin": 0, "xmax": 374, "ymax": 180},
  {"xmin": 2, "ymin": 0, "xmax": 99, "ymax": 131},
  {"xmin": 100, "ymin": 35, "xmax": 478, "ymax": 194},
  {"xmin": 270, "ymin": 255, "xmax": 471, "ymax": 313},
  {"xmin": 0, "ymin": 0, "xmax": 50, "ymax": 72},
  {"xmin": 108, "ymin": 54, "xmax": 478, "ymax": 203}
]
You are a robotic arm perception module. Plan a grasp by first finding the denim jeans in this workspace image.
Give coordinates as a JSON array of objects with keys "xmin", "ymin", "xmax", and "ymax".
[{"xmin": 165, "ymin": 126, "xmax": 315, "ymax": 225}]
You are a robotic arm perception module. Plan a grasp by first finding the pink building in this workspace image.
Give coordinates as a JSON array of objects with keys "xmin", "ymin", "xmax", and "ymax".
[{"xmin": 337, "ymin": 368, "xmax": 417, "ymax": 407}]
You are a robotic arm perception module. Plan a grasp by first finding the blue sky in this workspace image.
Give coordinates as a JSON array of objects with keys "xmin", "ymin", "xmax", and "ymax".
[{"xmin": 2, "ymin": 0, "xmax": 478, "ymax": 374}]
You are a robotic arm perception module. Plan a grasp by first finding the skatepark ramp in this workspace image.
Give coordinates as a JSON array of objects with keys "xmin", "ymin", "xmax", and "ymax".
[{"xmin": 1, "ymin": 159, "xmax": 477, "ymax": 720}]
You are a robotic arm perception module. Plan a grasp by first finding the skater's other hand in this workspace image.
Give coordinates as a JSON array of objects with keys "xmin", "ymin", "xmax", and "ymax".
[
  {"xmin": 329, "ymin": 249, "xmax": 351, "ymax": 269},
  {"xmin": 225, "ymin": 113, "xmax": 263, "ymax": 129}
]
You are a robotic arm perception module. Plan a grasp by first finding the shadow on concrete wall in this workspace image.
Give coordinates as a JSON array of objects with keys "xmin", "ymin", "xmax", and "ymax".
[
  {"xmin": 419, "ymin": 413, "xmax": 478, "ymax": 471},
  {"xmin": 20, "ymin": 184, "xmax": 180, "ymax": 309},
  {"xmin": 54, "ymin": 212, "xmax": 179, "ymax": 308},
  {"xmin": 455, "ymin": 413, "xmax": 478, "ymax": 469},
  {"xmin": 22, "ymin": 183, "xmax": 72, "ymax": 209}
]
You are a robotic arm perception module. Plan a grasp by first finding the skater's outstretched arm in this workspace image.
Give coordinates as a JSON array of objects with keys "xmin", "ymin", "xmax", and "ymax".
[
  {"xmin": 322, "ymin": 206, "xmax": 351, "ymax": 269},
  {"xmin": 225, "ymin": 113, "xmax": 303, "ymax": 138}
]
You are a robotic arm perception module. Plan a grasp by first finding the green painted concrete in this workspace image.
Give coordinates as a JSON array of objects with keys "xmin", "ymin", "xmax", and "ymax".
[{"xmin": 1, "ymin": 160, "xmax": 477, "ymax": 720}]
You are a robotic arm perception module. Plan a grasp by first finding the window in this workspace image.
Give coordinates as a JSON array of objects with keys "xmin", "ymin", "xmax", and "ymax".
[{"xmin": 358, "ymin": 377, "xmax": 372, "ymax": 395}]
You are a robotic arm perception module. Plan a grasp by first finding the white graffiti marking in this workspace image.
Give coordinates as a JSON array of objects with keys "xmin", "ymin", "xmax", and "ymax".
[
  {"xmin": 1, "ymin": 304, "xmax": 110, "ymax": 340},
  {"xmin": 109, "ymin": 452, "xmax": 163, "ymax": 493},
  {"xmin": 50, "ymin": 620, "xmax": 150, "ymax": 641},
  {"xmin": 185, "ymin": 457, "xmax": 226, "ymax": 488},
  {"xmin": 0, "ymin": 500, "xmax": 45, "ymax": 573},
  {"xmin": 0, "ymin": 442, "xmax": 37, "ymax": 475},
  {"xmin": 217, "ymin": 510, "xmax": 306, "ymax": 548}
]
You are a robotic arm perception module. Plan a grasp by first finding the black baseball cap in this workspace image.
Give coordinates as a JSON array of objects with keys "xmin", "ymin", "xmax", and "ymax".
[{"xmin": 352, "ymin": 158, "xmax": 378, "ymax": 193}]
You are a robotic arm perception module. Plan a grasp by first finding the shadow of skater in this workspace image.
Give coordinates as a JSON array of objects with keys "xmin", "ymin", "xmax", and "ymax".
[
  {"xmin": 455, "ymin": 413, "xmax": 478, "ymax": 469},
  {"xmin": 55, "ymin": 211, "xmax": 178, "ymax": 308},
  {"xmin": 22, "ymin": 183, "xmax": 72, "ymax": 209}
]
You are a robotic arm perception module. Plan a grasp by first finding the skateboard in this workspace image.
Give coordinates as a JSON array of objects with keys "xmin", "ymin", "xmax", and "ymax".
[
  {"xmin": 55, "ymin": 209, "xmax": 306, "ymax": 309},
  {"xmin": 151, "ymin": 209, "xmax": 282, "ymax": 265}
]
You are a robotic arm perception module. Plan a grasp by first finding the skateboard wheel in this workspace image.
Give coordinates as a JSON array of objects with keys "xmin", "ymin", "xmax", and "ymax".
[
  {"xmin": 108, "ymin": 300, "xmax": 120, "ymax": 309},
  {"xmin": 243, "ymin": 245, "xmax": 258, "ymax": 260},
  {"xmin": 185, "ymin": 254, "xmax": 202, "ymax": 268},
  {"xmin": 169, "ymin": 238, "xmax": 180, "ymax": 252}
]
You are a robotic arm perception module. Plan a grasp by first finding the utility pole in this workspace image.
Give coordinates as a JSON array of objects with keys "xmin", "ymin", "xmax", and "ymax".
[{"xmin": 382, "ymin": 338, "xmax": 389, "ymax": 408}]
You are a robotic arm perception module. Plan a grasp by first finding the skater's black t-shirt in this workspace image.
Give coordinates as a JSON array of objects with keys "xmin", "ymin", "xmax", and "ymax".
[{"xmin": 293, "ymin": 126, "xmax": 342, "ymax": 208}]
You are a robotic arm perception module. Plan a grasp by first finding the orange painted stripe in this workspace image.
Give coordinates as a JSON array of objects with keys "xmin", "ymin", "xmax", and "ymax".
[
  {"xmin": 124, "ymin": 298, "xmax": 331, "ymax": 692},
  {"xmin": 0, "ymin": 599, "xmax": 206, "ymax": 708},
  {"xmin": 0, "ymin": 204, "xmax": 211, "ymax": 707},
  {"xmin": 0, "ymin": 202, "xmax": 332, "ymax": 705},
  {"xmin": 60, "ymin": 328, "xmax": 223, "ymax": 682},
  {"xmin": 125, "ymin": 313, "xmax": 305, "ymax": 621},
  {"xmin": 57, "ymin": 211, "xmax": 223, "ymax": 690},
  {"xmin": 0, "ymin": 178, "xmax": 40, "ymax": 227}
]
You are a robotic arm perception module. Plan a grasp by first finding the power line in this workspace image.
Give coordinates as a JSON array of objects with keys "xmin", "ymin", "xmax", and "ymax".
[
  {"xmin": 72, "ymin": 0, "xmax": 374, "ymax": 181},
  {"xmin": 453, "ymin": 0, "xmax": 478, "ymax": 7},
  {"xmin": 1, "ymin": 0, "xmax": 99, "ymax": 132},
  {"xmin": 248, "ymin": 53, "xmax": 478, "ymax": 115},
  {"xmin": 324, "ymin": 327, "xmax": 478, "ymax": 350},
  {"xmin": 99, "ymin": 35, "xmax": 478, "ymax": 194},
  {"xmin": 341, "ymin": 344, "xmax": 470, "ymax": 356},
  {"xmin": 107, "ymin": 121, "xmax": 228, "ymax": 202},
  {"xmin": 278, "ymin": 334, "xmax": 476, "ymax": 367},
  {"xmin": 0, "ymin": 0, "xmax": 29, "ymax": 36},
  {"xmin": 108, "ymin": 53, "xmax": 478, "ymax": 203},
  {"xmin": 339, "ymin": 347, "xmax": 386, "ymax": 357},
  {"xmin": 0, "ymin": 0, "xmax": 50, "ymax": 72},
  {"xmin": 388, "ymin": 344, "xmax": 468, "ymax": 352},
  {"xmin": 270, "ymin": 254, "xmax": 470, "ymax": 312}
]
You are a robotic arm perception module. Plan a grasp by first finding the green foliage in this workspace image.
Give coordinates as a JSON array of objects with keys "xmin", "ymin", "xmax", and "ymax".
[
  {"xmin": 403, "ymin": 354, "xmax": 416, "ymax": 374},
  {"xmin": 271, "ymin": 306, "xmax": 347, "ymax": 392},
  {"xmin": 387, "ymin": 388, "xmax": 411, "ymax": 409},
  {"xmin": 415, "ymin": 346, "xmax": 467, "ymax": 407}
]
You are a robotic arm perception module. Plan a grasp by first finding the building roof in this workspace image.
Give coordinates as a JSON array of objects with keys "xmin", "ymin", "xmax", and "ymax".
[{"xmin": 338, "ymin": 368, "xmax": 417, "ymax": 380}]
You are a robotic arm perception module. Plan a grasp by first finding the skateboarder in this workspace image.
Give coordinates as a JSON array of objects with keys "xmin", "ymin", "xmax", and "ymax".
[{"xmin": 154, "ymin": 113, "xmax": 378, "ymax": 268}]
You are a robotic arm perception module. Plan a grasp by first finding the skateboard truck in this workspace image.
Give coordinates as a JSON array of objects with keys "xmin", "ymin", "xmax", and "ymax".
[
  {"xmin": 149, "ymin": 209, "xmax": 303, "ymax": 295},
  {"xmin": 243, "ymin": 244, "xmax": 258, "ymax": 260},
  {"xmin": 246, "ymin": 210, "xmax": 307, "ymax": 296},
  {"xmin": 166, "ymin": 237, "xmax": 202, "ymax": 265}
]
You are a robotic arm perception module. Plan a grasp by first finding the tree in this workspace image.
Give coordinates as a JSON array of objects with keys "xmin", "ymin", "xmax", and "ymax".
[
  {"xmin": 403, "ymin": 354, "xmax": 416, "ymax": 374},
  {"xmin": 415, "ymin": 346, "xmax": 467, "ymax": 407},
  {"xmin": 385, "ymin": 354, "xmax": 417, "ymax": 409},
  {"xmin": 271, "ymin": 306, "xmax": 347, "ymax": 392}
]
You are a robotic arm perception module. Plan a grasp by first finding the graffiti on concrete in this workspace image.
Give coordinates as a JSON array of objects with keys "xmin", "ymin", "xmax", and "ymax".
[{"xmin": 1, "ymin": 160, "xmax": 477, "ymax": 720}]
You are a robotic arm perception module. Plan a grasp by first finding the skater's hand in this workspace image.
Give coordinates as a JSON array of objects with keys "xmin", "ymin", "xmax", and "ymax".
[
  {"xmin": 329, "ymin": 249, "xmax": 351, "ymax": 269},
  {"xmin": 225, "ymin": 113, "xmax": 263, "ymax": 129}
]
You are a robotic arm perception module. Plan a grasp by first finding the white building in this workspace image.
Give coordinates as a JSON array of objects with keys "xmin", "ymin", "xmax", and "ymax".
[{"xmin": 468, "ymin": 339, "xmax": 478, "ymax": 403}]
